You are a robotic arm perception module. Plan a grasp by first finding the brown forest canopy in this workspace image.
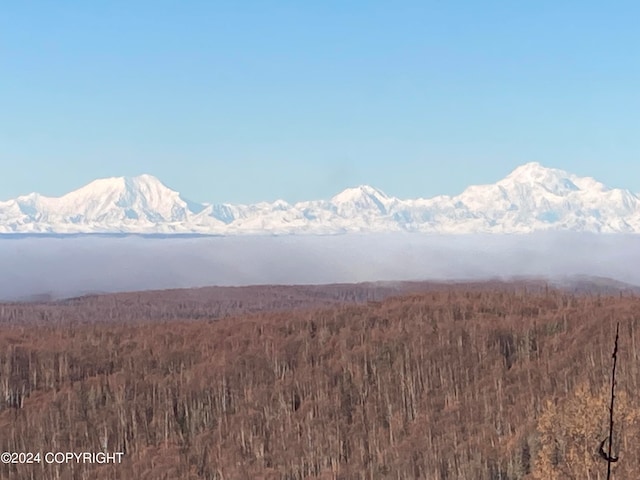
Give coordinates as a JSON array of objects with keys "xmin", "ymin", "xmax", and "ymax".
[{"xmin": 0, "ymin": 283, "xmax": 639, "ymax": 479}]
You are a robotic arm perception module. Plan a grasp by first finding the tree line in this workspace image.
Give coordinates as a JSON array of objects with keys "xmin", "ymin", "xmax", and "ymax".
[{"xmin": 0, "ymin": 285, "xmax": 638, "ymax": 478}]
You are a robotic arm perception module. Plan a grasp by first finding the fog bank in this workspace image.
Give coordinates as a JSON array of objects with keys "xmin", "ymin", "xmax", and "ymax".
[{"xmin": 0, "ymin": 233, "xmax": 638, "ymax": 300}]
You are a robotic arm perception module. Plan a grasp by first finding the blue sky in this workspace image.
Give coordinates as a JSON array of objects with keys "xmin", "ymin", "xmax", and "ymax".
[{"xmin": 2, "ymin": 1, "xmax": 639, "ymax": 204}]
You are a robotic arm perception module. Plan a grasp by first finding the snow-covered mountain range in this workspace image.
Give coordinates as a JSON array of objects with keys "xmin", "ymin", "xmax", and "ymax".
[{"xmin": 2, "ymin": 162, "xmax": 640, "ymax": 234}]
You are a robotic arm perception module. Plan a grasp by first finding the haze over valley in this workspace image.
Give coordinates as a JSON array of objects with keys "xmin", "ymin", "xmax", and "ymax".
[{"xmin": 0, "ymin": 232, "xmax": 639, "ymax": 301}]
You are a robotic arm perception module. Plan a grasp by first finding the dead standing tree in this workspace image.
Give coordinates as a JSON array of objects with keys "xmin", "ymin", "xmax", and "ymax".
[{"xmin": 599, "ymin": 322, "xmax": 619, "ymax": 479}]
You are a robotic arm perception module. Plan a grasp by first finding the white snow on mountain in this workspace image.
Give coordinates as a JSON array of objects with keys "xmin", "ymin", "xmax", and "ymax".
[{"xmin": 1, "ymin": 162, "xmax": 640, "ymax": 234}]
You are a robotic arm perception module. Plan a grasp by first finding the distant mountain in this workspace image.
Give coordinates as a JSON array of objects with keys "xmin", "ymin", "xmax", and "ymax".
[{"xmin": 1, "ymin": 162, "xmax": 640, "ymax": 234}]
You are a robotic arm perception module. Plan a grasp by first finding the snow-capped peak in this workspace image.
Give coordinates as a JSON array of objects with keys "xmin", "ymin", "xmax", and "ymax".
[
  {"xmin": 504, "ymin": 161, "xmax": 559, "ymax": 178},
  {"xmin": 59, "ymin": 174, "xmax": 188, "ymax": 218},
  {"xmin": 331, "ymin": 185, "xmax": 389, "ymax": 203},
  {"xmin": 0, "ymin": 174, "xmax": 201, "ymax": 230},
  {"xmin": 498, "ymin": 162, "xmax": 580, "ymax": 196},
  {"xmin": 1, "ymin": 162, "xmax": 639, "ymax": 234},
  {"xmin": 69, "ymin": 174, "xmax": 172, "ymax": 198},
  {"xmin": 330, "ymin": 185, "xmax": 393, "ymax": 215}
]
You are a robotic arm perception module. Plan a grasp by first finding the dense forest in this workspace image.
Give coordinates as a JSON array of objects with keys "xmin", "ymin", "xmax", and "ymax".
[
  {"xmin": 0, "ymin": 283, "xmax": 638, "ymax": 479},
  {"xmin": 0, "ymin": 280, "xmax": 554, "ymax": 326}
]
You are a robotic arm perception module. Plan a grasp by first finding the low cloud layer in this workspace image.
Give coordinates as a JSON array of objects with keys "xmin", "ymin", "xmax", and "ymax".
[{"xmin": 0, "ymin": 233, "xmax": 638, "ymax": 301}]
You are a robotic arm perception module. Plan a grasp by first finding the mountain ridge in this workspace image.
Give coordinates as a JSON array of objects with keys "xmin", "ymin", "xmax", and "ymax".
[{"xmin": 2, "ymin": 162, "xmax": 640, "ymax": 234}]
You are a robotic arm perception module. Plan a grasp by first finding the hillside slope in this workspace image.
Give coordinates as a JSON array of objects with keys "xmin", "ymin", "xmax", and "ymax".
[{"xmin": 1, "ymin": 285, "xmax": 639, "ymax": 478}]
